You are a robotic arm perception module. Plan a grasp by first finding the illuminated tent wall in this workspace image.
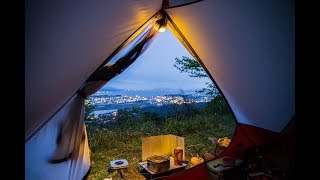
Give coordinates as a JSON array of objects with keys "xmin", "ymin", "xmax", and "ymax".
[{"xmin": 25, "ymin": 0, "xmax": 294, "ymax": 179}]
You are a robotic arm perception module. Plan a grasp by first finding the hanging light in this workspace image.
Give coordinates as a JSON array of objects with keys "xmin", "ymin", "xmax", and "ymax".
[{"xmin": 153, "ymin": 17, "xmax": 167, "ymax": 32}]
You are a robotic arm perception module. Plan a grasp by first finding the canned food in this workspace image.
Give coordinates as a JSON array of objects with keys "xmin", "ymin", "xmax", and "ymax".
[{"xmin": 174, "ymin": 147, "xmax": 183, "ymax": 165}]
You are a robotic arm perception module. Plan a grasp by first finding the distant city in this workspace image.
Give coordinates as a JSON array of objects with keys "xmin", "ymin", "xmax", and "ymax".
[{"xmin": 87, "ymin": 88, "xmax": 218, "ymax": 120}]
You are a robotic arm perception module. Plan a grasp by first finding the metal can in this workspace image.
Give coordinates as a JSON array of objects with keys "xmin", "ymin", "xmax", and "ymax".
[{"xmin": 174, "ymin": 147, "xmax": 183, "ymax": 165}]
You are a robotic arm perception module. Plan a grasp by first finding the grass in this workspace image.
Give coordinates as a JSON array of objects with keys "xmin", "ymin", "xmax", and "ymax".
[{"xmin": 85, "ymin": 111, "xmax": 236, "ymax": 180}]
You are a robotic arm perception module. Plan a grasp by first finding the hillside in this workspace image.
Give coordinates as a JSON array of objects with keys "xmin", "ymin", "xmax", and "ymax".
[{"xmin": 85, "ymin": 95, "xmax": 236, "ymax": 180}]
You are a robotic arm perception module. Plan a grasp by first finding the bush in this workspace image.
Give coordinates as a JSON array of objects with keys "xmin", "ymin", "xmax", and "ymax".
[
  {"xmin": 85, "ymin": 99, "xmax": 97, "ymax": 120},
  {"xmin": 202, "ymin": 95, "xmax": 230, "ymax": 115}
]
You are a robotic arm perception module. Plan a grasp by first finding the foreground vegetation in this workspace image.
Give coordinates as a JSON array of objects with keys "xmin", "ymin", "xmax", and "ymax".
[{"xmin": 85, "ymin": 95, "xmax": 236, "ymax": 180}]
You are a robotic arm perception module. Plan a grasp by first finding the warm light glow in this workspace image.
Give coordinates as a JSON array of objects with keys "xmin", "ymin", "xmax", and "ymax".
[
  {"xmin": 153, "ymin": 23, "xmax": 167, "ymax": 32},
  {"xmin": 158, "ymin": 26, "xmax": 167, "ymax": 32},
  {"xmin": 153, "ymin": 18, "xmax": 167, "ymax": 32},
  {"xmin": 142, "ymin": 135, "xmax": 184, "ymax": 162}
]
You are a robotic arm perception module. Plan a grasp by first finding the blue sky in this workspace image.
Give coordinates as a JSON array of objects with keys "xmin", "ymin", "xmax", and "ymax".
[{"xmin": 105, "ymin": 29, "xmax": 212, "ymax": 90}]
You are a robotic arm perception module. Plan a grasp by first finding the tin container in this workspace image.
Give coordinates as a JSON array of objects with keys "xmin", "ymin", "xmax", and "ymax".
[
  {"xmin": 147, "ymin": 155, "xmax": 170, "ymax": 173},
  {"xmin": 174, "ymin": 147, "xmax": 183, "ymax": 165}
]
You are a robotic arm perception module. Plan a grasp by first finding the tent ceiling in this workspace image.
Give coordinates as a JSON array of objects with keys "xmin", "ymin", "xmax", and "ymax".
[
  {"xmin": 25, "ymin": 0, "xmax": 162, "ymax": 140},
  {"xmin": 26, "ymin": 0, "xmax": 295, "ymax": 140},
  {"xmin": 166, "ymin": 0, "xmax": 295, "ymax": 132}
]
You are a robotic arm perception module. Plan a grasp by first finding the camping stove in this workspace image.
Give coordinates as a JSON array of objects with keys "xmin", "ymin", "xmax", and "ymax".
[{"xmin": 109, "ymin": 159, "xmax": 129, "ymax": 170}]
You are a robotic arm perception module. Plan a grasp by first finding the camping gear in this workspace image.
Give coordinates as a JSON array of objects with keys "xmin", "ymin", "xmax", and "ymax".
[
  {"xmin": 109, "ymin": 159, "xmax": 129, "ymax": 170},
  {"xmin": 218, "ymin": 137, "xmax": 231, "ymax": 148},
  {"xmin": 207, "ymin": 157, "xmax": 245, "ymax": 180},
  {"xmin": 173, "ymin": 147, "xmax": 183, "ymax": 165},
  {"xmin": 108, "ymin": 159, "xmax": 129, "ymax": 179},
  {"xmin": 139, "ymin": 158, "xmax": 187, "ymax": 179},
  {"xmin": 25, "ymin": 0, "xmax": 295, "ymax": 179},
  {"xmin": 190, "ymin": 157, "xmax": 204, "ymax": 166},
  {"xmin": 203, "ymin": 153, "xmax": 215, "ymax": 161},
  {"xmin": 147, "ymin": 155, "xmax": 170, "ymax": 173},
  {"xmin": 222, "ymin": 157, "xmax": 236, "ymax": 167},
  {"xmin": 208, "ymin": 137, "xmax": 230, "ymax": 156},
  {"xmin": 142, "ymin": 134, "xmax": 184, "ymax": 162}
]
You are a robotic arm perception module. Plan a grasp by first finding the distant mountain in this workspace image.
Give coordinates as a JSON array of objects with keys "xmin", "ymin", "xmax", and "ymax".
[
  {"xmin": 100, "ymin": 86, "xmax": 123, "ymax": 91},
  {"xmin": 95, "ymin": 87, "xmax": 200, "ymax": 97}
]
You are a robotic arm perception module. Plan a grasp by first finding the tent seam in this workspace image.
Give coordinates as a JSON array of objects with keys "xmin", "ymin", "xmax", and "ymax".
[{"xmin": 162, "ymin": 9, "xmax": 239, "ymax": 126}]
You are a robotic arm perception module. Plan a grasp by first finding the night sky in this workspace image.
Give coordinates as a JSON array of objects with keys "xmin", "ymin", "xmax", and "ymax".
[{"xmin": 105, "ymin": 29, "xmax": 212, "ymax": 90}]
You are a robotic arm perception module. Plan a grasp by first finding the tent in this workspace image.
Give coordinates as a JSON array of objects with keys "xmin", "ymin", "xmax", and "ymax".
[{"xmin": 25, "ymin": 0, "xmax": 295, "ymax": 179}]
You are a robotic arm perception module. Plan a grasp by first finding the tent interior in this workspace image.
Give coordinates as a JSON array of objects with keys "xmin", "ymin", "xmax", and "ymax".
[
  {"xmin": 25, "ymin": 0, "xmax": 295, "ymax": 179},
  {"xmin": 83, "ymin": 20, "xmax": 238, "ymax": 179}
]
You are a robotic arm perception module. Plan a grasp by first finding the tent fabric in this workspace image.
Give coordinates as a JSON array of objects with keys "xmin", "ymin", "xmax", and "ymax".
[
  {"xmin": 78, "ymin": 16, "xmax": 162, "ymax": 98},
  {"xmin": 79, "ymin": 24, "xmax": 159, "ymax": 98},
  {"xmin": 49, "ymin": 95, "xmax": 86, "ymax": 164},
  {"xmin": 162, "ymin": 0, "xmax": 204, "ymax": 9},
  {"xmin": 25, "ymin": 0, "xmax": 163, "ymax": 140},
  {"xmin": 102, "ymin": 15, "xmax": 160, "ymax": 67},
  {"xmin": 25, "ymin": 95, "xmax": 90, "ymax": 180},
  {"xmin": 166, "ymin": 0, "xmax": 295, "ymax": 132},
  {"xmin": 86, "ymin": 22, "xmax": 160, "ymax": 83},
  {"xmin": 165, "ymin": 16, "xmax": 198, "ymax": 64},
  {"xmin": 25, "ymin": 4, "xmax": 162, "ymax": 178},
  {"xmin": 25, "ymin": 1, "xmax": 162, "ymax": 179},
  {"xmin": 164, "ymin": 122, "xmax": 296, "ymax": 180}
]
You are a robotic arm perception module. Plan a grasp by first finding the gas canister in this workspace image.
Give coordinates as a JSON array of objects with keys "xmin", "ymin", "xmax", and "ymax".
[{"xmin": 174, "ymin": 147, "xmax": 183, "ymax": 165}]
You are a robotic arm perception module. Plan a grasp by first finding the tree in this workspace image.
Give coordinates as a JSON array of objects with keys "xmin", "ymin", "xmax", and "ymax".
[
  {"xmin": 85, "ymin": 99, "xmax": 96, "ymax": 120},
  {"xmin": 174, "ymin": 56, "xmax": 218, "ymax": 96},
  {"xmin": 203, "ymin": 95, "xmax": 229, "ymax": 115},
  {"xmin": 167, "ymin": 89, "xmax": 197, "ymax": 120},
  {"xmin": 174, "ymin": 56, "xmax": 208, "ymax": 78}
]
